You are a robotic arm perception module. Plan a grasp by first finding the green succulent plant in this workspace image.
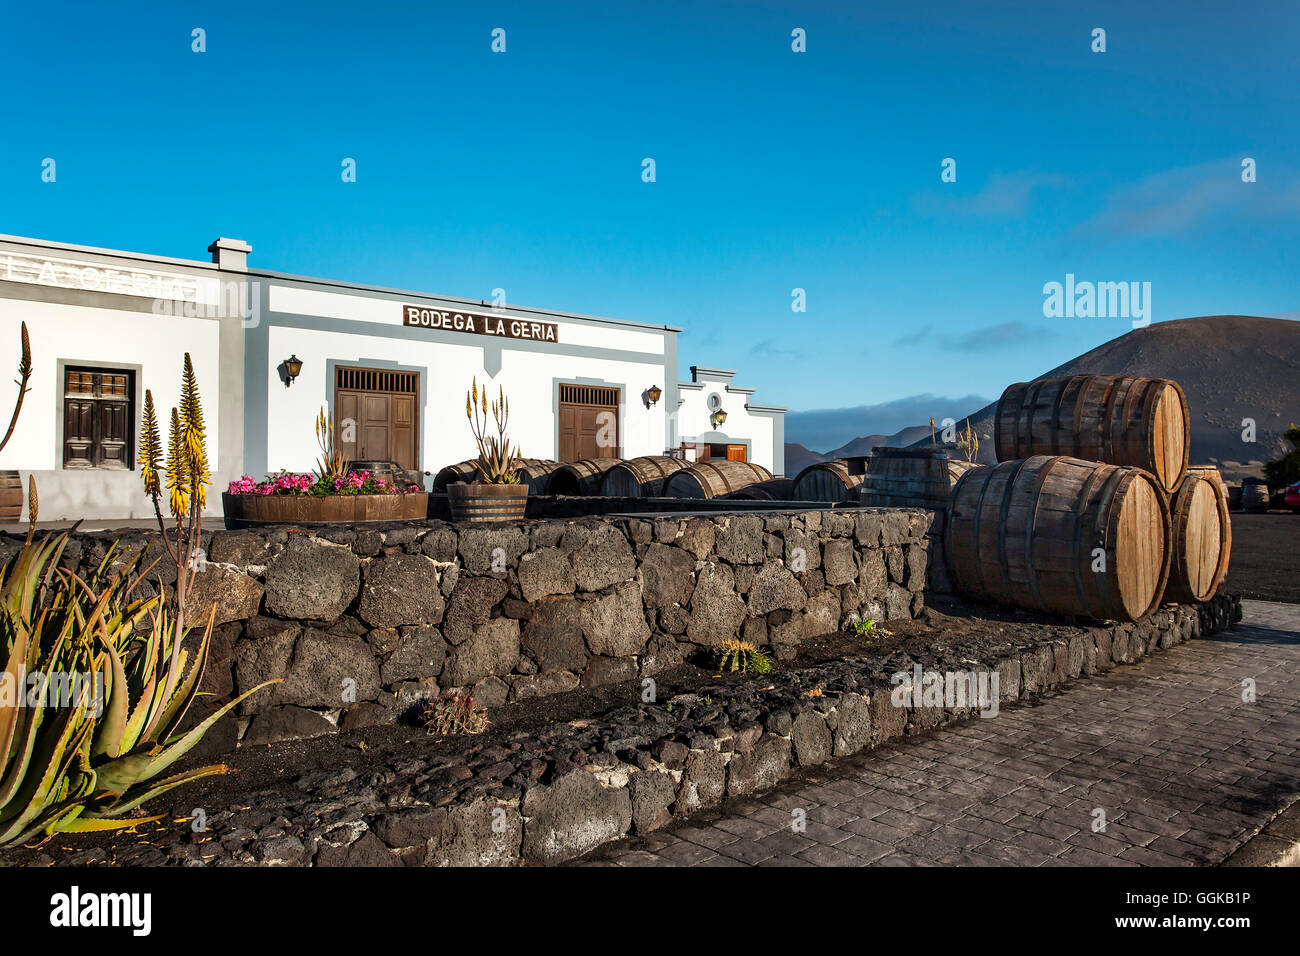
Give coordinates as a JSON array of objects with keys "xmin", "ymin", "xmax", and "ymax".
[
  {"xmin": 715, "ymin": 639, "xmax": 772, "ymax": 675},
  {"xmin": 421, "ymin": 692, "xmax": 488, "ymax": 736},
  {"xmin": 0, "ymin": 533, "xmax": 273, "ymax": 847}
]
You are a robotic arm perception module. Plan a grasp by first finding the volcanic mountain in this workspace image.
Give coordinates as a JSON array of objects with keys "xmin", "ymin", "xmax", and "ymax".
[{"xmin": 785, "ymin": 316, "xmax": 1300, "ymax": 482}]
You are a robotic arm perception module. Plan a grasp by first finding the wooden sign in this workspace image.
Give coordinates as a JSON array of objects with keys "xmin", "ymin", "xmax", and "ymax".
[{"xmin": 402, "ymin": 304, "xmax": 558, "ymax": 343}]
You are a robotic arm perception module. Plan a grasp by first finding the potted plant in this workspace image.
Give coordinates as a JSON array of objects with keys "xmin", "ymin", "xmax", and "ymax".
[
  {"xmin": 221, "ymin": 407, "xmax": 428, "ymax": 527},
  {"xmin": 447, "ymin": 378, "xmax": 528, "ymax": 522}
]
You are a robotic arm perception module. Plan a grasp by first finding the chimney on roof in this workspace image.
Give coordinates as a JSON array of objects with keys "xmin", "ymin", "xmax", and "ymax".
[{"xmin": 208, "ymin": 237, "xmax": 251, "ymax": 271}]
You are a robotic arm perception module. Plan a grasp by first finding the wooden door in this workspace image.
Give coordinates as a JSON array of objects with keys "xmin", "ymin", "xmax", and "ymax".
[
  {"xmin": 334, "ymin": 366, "xmax": 419, "ymax": 470},
  {"xmin": 558, "ymin": 384, "xmax": 619, "ymax": 461},
  {"xmin": 726, "ymin": 445, "xmax": 747, "ymax": 462}
]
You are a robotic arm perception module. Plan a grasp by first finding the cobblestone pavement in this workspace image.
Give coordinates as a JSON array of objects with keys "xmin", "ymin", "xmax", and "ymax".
[{"xmin": 582, "ymin": 600, "xmax": 1300, "ymax": 867}]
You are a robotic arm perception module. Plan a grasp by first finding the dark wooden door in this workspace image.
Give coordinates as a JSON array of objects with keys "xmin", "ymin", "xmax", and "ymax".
[
  {"xmin": 558, "ymin": 384, "xmax": 619, "ymax": 461},
  {"xmin": 334, "ymin": 367, "xmax": 419, "ymax": 470}
]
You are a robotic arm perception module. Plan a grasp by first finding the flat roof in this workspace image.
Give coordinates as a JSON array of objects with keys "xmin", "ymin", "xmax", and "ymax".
[{"xmin": 0, "ymin": 232, "xmax": 684, "ymax": 335}]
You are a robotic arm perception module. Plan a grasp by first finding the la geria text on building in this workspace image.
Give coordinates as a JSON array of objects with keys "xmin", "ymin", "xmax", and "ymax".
[{"xmin": 0, "ymin": 234, "xmax": 786, "ymax": 519}]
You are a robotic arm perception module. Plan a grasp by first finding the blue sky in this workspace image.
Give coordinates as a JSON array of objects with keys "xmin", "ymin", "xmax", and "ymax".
[{"xmin": 2, "ymin": 0, "xmax": 1296, "ymax": 452}]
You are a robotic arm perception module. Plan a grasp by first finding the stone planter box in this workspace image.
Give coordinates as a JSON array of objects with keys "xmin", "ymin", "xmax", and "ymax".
[{"xmin": 222, "ymin": 491, "xmax": 429, "ymax": 529}]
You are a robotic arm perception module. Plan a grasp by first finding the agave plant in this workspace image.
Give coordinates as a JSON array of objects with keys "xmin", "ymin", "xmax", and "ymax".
[
  {"xmin": 466, "ymin": 377, "xmax": 520, "ymax": 484},
  {"xmin": 314, "ymin": 406, "xmax": 348, "ymax": 480}
]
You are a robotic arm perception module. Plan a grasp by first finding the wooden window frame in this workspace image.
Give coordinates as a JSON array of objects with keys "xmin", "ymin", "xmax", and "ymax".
[{"xmin": 61, "ymin": 365, "xmax": 136, "ymax": 471}]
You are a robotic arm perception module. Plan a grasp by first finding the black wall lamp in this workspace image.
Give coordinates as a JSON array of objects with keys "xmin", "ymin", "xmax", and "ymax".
[
  {"xmin": 644, "ymin": 384, "xmax": 663, "ymax": 408},
  {"xmin": 278, "ymin": 354, "xmax": 303, "ymax": 388},
  {"xmin": 710, "ymin": 407, "xmax": 728, "ymax": 428}
]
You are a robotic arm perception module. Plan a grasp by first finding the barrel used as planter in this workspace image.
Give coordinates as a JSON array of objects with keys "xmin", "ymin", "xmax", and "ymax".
[
  {"xmin": 222, "ymin": 491, "xmax": 430, "ymax": 529},
  {"xmin": 433, "ymin": 459, "xmax": 479, "ymax": 492},
  {"xmin": 1241, "ymin": 479, "xmax": 1269, "ymax": 513},
  {"xmin": 0, "ymin": 470, "xmax": 21, "ymax": 522},
  {"xmin": 945, "ymin": 455, "xmax": 1170, "ymax": 622},
  {"xmin": 446, "ymin": 482, "xmax": 529, "ymax": 523},
  {"xmin": 994, "ymin": 374, "xmax": 1190, "ymax": 493},
  {"xmin": 724, "ymin": 477, "xmax": 794, "ymax": 501},
  {"xmin": 514, "ymin": 458, "xmax": 563, "ymax": 494},
  {"xmin": 549, "ymin": 458, "xmax": 621, "ymax": 496},
  {"xmin": 859, "ymin": 447, "xmax": 950, "ymax": 508},
  {"xmin": 1165, "ymin": 466, "xmax": 1231, "ymax": 604},
  {"xmin": 599, "ymin": 456, "xmax": 688, "ymax": 497},
  {"xmin": 790, "ymin": 459, "xmax": 866, "ymax": 503},
  {"xmin": 663, "ymin": 460, "xmax": 774, "ymax": 499}
]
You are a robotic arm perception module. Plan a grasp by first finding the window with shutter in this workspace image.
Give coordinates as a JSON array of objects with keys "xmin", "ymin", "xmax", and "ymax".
[{"xmin": 62, "ymin": 367, "xmax": 134, "ymax": 470}]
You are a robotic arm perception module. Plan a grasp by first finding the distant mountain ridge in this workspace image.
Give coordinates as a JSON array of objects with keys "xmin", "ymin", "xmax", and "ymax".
[{"xmin": 783, "ymin": 316, "xmax": 1300, "ymax": 482}]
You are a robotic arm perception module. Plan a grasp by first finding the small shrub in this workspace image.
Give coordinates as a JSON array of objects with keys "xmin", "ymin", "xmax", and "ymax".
[
  {"xmin": 421, "ymin": 693, "xmax": 488, "ymax": 736},
  {"xmin": 850, "ymin": 618, "xmax": 892, "ymax": 643},
  {"xmin": 715, "ymin": 639, "xmax": 772, "ymax": 675}
]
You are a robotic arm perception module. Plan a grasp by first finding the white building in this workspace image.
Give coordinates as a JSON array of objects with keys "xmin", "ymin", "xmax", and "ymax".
[{"xmin": 0, "ymin": 233, "xmax": 786, "ymax": 519}]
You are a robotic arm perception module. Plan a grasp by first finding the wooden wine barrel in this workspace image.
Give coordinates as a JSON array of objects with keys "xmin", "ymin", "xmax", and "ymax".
[
  {"xmin": 663, "ymin": 460, "xmax": 774, "ymax": 499},
  {"xmin": 1165, "ymin": 467, "xmax": 1231, "ymax": 604},
  {"xmin": 1240, "ymin": 479, "xmax": 1269, "ymax": 513},
  {"xmin": 549, "ymin": 458, "xmax": 622, "ymax": 496},
  {"xmin": 433, "ymin": 459, "xmax": 479, "ymax": 492},
  {"xmin": 724, "ymin": 477, "xmax": 794, "ymax": 501},
  {"xmin": 514, "ymin": 458, "xmax": 563, "ymax": 494},
  {"xmin": 599, "ymin": 456, "xmax": 689, "ymax": 497},
  {"xmin": 948, "ymin": 460, "xmax": 980, "ymax": 485},
  {"xmin": 791, "ymin": 459, "xmax": 866, "ymax": 503},
  {"xmin": 446, "ymin": 483, "xmax": 528, "ymax": 523},
  {"xmin": 1227, "ymin": 484, "xmax": 1243, "ymax": 512},
  {"xmin": 860, "ymin": 447, "xmax": 950, "ymax": 508},
  {"xmin": 946, "ymin": 455, "xmax": 1170, "ymax": 622},
  {"xmin": 0, "ymin": 470, "xmax": 22, "ymax": 522},
  {"xmin": 994, "ymin": 374, "xmax": 1189, "ymax": 493}
]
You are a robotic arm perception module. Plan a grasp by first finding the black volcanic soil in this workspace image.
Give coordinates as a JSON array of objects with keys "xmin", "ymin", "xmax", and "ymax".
[{"xmin": 1224, "ymin": 512, "xmax": 1300, "ymax": 604}]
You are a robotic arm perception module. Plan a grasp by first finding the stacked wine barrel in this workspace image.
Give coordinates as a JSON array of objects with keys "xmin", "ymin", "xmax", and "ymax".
[
  {"xmin": 859, "ymin": 448, "xmax": 950, "ymax": 508},
  {"xmin": 724, "ymin": 477, "xmax": 795, "ymax": 501},
  {"xmin": 549, "ymin": 458, "xmax": 622, "ymax": 496},
  {"xmin": 663, "ymin": 460, "xmax": 773, "ymax": 499},
  {"xmin": 600, "ymin": 456, "xmax": 689, "ymax": 497},
  {"xmin": 947, "ymin": 374, "xmax": 1229, "ymax": 622},
  {"xmin": 791, "ymin": 459, "xmax": 867, "ymax": 502}
]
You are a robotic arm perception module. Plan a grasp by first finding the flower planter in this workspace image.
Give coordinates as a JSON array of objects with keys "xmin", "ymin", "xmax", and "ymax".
[
  {"xmin": 222, "ymin": 491, "xmax": 429, "ymax": 529},
  {"xmin": 446, "ymin": 482, "xmax": 529, "ymax": 523}
]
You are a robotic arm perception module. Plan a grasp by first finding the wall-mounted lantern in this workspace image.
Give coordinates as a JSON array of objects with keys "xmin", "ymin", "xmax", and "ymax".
[
  {"xmin": 278, "ymin": 354, "xmax": 303, "ymax": 388},
  {"xmin": 708, "ymin": 392, "xmax": 726, "ymax": 428},
  {"xmin": 644, "ymin": 384, "xmax": 662, "ymax": 408}
]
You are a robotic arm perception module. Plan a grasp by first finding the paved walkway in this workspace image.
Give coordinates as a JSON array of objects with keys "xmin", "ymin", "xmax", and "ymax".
[{"xmin": 583, "ymin": 600, "xmax": 1300, "ymax": 866}]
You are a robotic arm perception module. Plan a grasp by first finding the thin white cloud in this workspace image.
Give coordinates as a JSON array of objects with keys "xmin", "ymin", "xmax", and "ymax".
[
  {"xmin": 914, "ymin": 171, "xmax": 1067, "ymax": 218},
  {"xmin": 1075, "ymin": 157, "xmax": 1300, "ymax": 237}
]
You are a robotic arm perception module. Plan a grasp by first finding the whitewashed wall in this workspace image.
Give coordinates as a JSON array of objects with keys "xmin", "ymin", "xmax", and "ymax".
[
  {"xmin": 676, "ymin": 380, "xmax": 778, "ymax": 474},
  {"xmin": 258, "ymin": 311, "xmax": 671, "ymax": 480},
  {"xmin": 0, "ymin": 299, "xmax": 223, "ymax": 520}
]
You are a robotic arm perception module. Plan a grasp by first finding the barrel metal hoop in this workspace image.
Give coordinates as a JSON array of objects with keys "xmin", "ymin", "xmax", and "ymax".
[
  {"xmin": 1070, "ymin": 463, "xmax": 1108, "ymax": 617},
  {"xmin": 1097, "ymin": 468, "xmax": 1132, "ymax": 621},
  {"xmin": 1096, "ymin": 375, "xmax": 1121, "ymax": 463},
  {"xmin": 1021, "ymin": 457, "xmax": 1062, "ymax": 612}
]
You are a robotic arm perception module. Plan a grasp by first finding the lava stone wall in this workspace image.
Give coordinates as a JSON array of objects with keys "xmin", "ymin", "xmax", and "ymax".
[{"xmin": 2, "ymin": 508, "xmax": 938, "ymax": 753}]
